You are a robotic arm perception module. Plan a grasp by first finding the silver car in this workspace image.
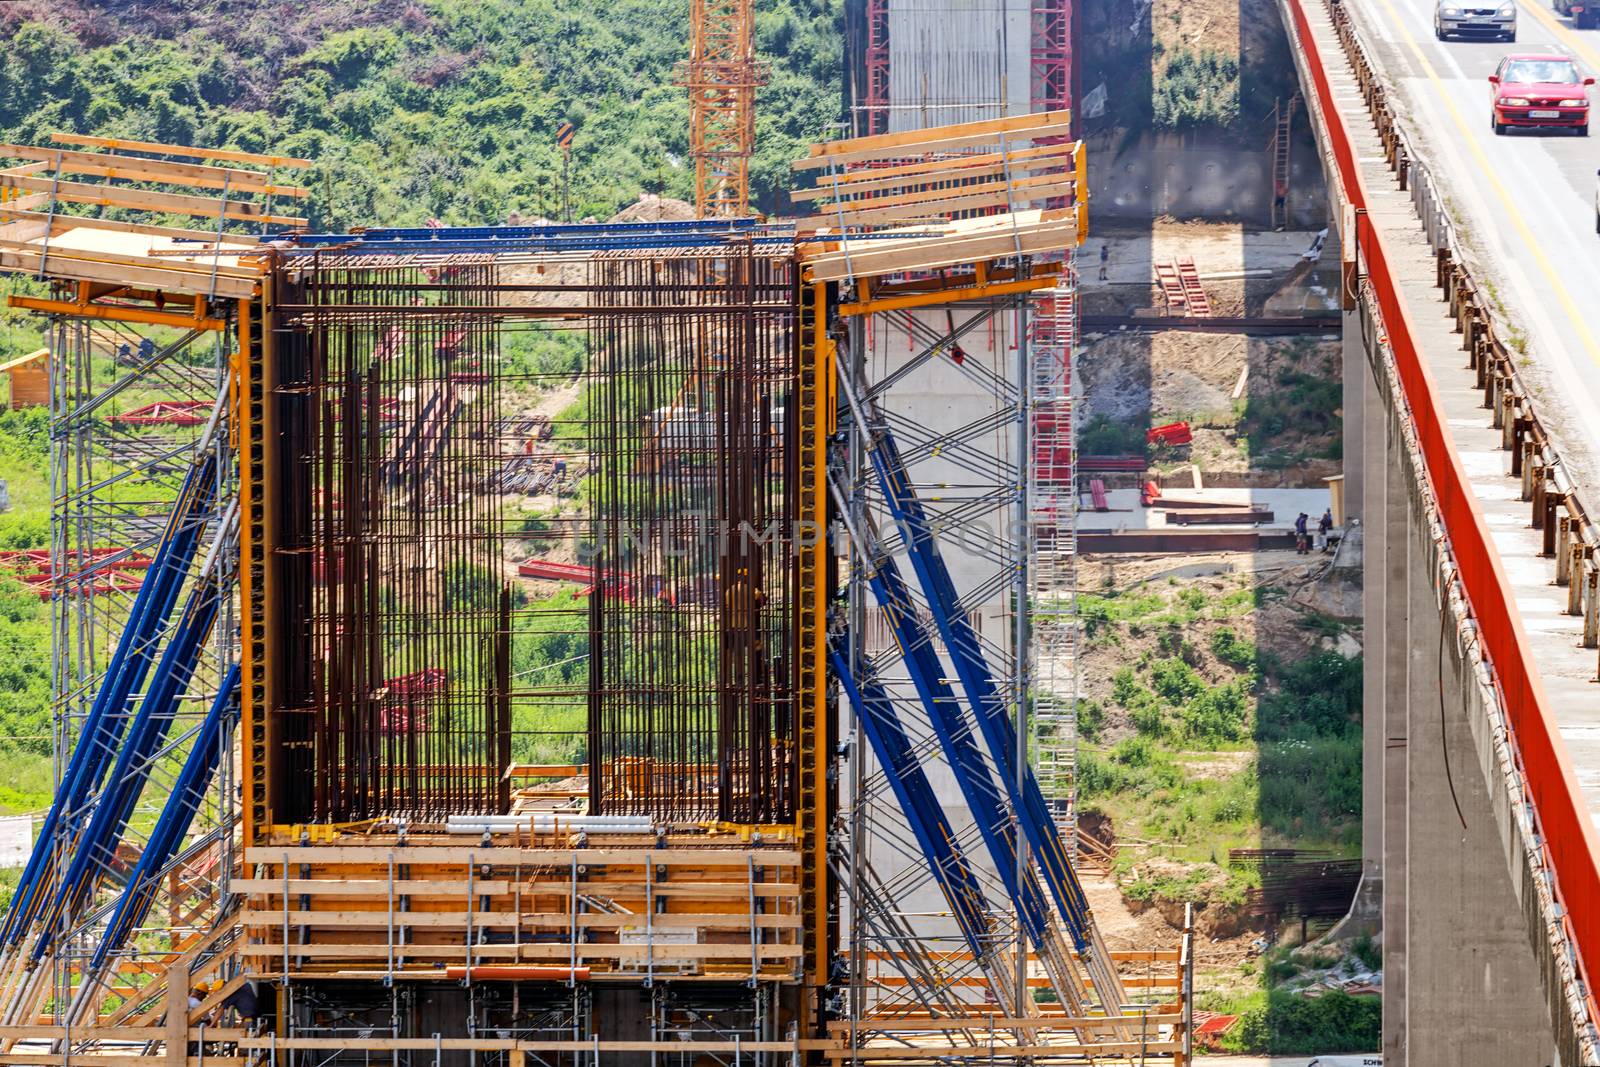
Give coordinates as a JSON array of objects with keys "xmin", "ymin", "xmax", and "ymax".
[{"xmin": 1435, "ymin": 0, "xmax": 1518, "ymax": 40}]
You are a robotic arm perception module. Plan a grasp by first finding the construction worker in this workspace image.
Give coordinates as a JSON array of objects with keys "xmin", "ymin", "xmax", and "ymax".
[
  {"xmin": 1318, "ymin": 508, "xmax": 1334, "ymax": 552},
  {"xmin": 1274, "ymin": 180, "xmax": 1288, "ymax": 231},
  {"xmin": 1294, "ymin": 512, "xmax": 1310, "ymax": 555},
  {"xmin": 185, "ymin": 984, "xmax": 206, "ymax": 1054},
  {"xmin": 220, "ymin": 979, "xmax": 267, "ymax": 1028},
  {"xmin": 1098, "ymin": 242, "xmax": 1110, "ymax": 281},
  {"xmin": 1302, "ymin": 227, "xmax": 1329, "ymax": 262}
]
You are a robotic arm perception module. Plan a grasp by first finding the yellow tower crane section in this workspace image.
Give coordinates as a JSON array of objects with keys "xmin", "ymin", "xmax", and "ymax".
[{"xmin": 681, "ymin": 0, "xmax": 765, "ymax": 217}]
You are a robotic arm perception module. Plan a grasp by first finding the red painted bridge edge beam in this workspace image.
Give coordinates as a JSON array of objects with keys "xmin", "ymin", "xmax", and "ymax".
[{"xmin": 1283, "ymin": 0, "xmax": 1600, "ymax": 1025}]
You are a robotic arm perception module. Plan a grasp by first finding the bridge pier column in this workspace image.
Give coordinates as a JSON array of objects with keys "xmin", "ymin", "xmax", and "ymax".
[
  {"xmin": 1329, "ymin": 308, "xmax": 1384, "ymax": 946},
  {"xmin": 1376, "ymin": 384, "xmax": 1556, "ymax": 1066},
  {"xmin": 1381, "ymin": 358, "xmax": 1410, "ymax": 1064}
]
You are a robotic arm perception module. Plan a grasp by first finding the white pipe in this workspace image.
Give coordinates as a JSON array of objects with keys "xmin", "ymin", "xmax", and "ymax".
[{"xmin": 444, "ymin": 815, "xmax": 654, "ymax": 834}]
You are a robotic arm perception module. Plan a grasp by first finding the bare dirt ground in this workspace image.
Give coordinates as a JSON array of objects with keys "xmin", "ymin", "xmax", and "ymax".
[
  {"xmin": 1084, "ymin": 874, "xmax": 1187, "ymax": 953},
  {"xmin": 1077, "ymin": 325, "xmax": 1341, "ymax": 481},
  {"xmin": 1081, "ymin": 219, "xmax": 1341, "ymax": 318},
  {"xmin": 608, "ymin": 194, "xmax": 695, "ymax": 223},
  {"xmin": 1087, "ymin": 870, "xmax": 1259, "ymax": 966},
  {"xmin": 1079, "ymin": 329, "xmax": 1246, "ymax": 424},
  {"xmin": 1154, "ymin": 0, "xmax": 1243, "ymax": 54}
]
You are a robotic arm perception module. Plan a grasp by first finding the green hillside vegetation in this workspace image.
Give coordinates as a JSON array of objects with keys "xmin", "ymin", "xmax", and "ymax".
[
  {"xmin": 1073, "ymin": 569, "xmax": 1373, "ymax": 1053},
  {"xmin": 0, "ymin": 0, "xmax": 841, "ymax": 228},
  {"xmin": 0, "ymin": 407, "xmax": 52, "ymax": 762},
  {"xmin": 1076, "ymin": 574, "xmax": 1361, "ymax": 901}
]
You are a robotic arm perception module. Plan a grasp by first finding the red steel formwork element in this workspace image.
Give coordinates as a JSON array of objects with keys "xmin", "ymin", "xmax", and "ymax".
[
  {"xmin": 1147, "ymin": 421, "xmax": 1193, "ymax": 447},
  {"xmin": 1154, "ymin": 261, "xmax": 1189, "ymax": 314},
  {"xmin": 863, "ymin": 0, "xmax": 890, "ymax": 135},
  {"xmin": 1176, "ymin": 257, "xmax": 1213, "ymax": 316},
  {"xmin": 1283, "ymin": 0, "xmax": 1600, "ymax": 1033},
  {"xmin": 110, "ymin": 399, "xmax": 210, "ymax": 426},
  {"xmin": 1031, "ymin": 0, "xmax": 1072, "ymax": 118},
  {"xmin": 0, "ymin": 548, "xmax": 149, "ymax": 600},
  {"xmin": 1031, "ymin": 286, "xmax": 1075, "ymax": 481}
]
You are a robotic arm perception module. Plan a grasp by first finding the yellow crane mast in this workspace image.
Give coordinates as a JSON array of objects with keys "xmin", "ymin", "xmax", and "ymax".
[{"xmin": 682, "ymin": 0, "xmax": 764, "ymax": 217}]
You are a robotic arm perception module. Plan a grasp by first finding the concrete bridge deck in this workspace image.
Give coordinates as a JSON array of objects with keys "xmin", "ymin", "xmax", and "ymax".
[
  {"xmin": 1284, "ymin": 0, "xmax": 1600, "ymax": 1061},
  {"xmin": 1340, "ymin": 0, "xmax": 1600, "ymax": 495}
]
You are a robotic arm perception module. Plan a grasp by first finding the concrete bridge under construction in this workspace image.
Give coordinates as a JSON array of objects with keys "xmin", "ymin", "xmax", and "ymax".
[{"xmin": 0, "ymin": 0, "xmax": 1599, "ymax": 1064}]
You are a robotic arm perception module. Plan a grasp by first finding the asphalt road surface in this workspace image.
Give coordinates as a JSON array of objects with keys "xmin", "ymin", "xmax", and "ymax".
[{"xmin": 1343, "ymin": 0, "xmax": 1600, "ymax": 488}]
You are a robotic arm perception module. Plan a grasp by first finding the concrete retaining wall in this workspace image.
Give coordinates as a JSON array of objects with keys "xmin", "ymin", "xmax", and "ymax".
[{"xmin": 1086, "ymin": 129, "xmax": 1329, "ymax": 228}]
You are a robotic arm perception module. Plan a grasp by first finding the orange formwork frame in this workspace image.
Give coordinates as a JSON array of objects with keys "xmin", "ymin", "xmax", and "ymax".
[
  {"xmin": 797, "ymin": 278, "xmax": 836, "ymax": 1004},
  {"xmin": 236, "ymin": 280, "xmax": 273, "ymax": 848},
  {"xmin": 233, "ymin": 260, "xmax": 838, "ymax": 1010},
  {"xmin": 1283, "ymin": 0, "xmax": 1600, "ymax": 1033}
]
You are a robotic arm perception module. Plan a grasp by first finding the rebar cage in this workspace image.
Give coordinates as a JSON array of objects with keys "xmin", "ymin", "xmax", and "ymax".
[{"xmin": 259, "ymin": 247, "xmax": 802, "ymax": 826}]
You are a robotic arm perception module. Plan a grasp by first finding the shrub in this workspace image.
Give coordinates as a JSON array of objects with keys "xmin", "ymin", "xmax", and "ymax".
[
  {"xmin": 1150, "ymin": 658, "xmax": 1203, "ymax": 705},
  {"xmin": 502, "ymin": 325, "xmax": 587, "ymax": 380},
  {"xmin": 1351, "ymin": 934, "xmax": 1382, "ymax": 972},
  {"xmin": 1077, "ymin": 698, "xmax": 1105, "ymax": 742},
  {"xmin": 1153, "ymin": 48, "xmax": 1241, "ymax": 129},
  {"xmin": 1221, "ymin": 990, "xmax": 1380, "ymax": 1055},
  {"xmin": 1181, "ymin": 679, "xmax": 1252, "ymax": 745},
  {"xmin": 1080, "ymin": 596, "xmax": 1113, "ymax": 637},
  {"xmin": 1210, "ymin": 626, "xmax": 1257, "ymax": 669},
  {"xmin": 1258, "ymin": 734, "xmax": 1362, "ymax": 844},
  {"xmin": 1130, "ymin": 700, "xmax": 1166, "ymax": 738},
  {"xmin": 1111, "ymin": 667, "xmax": 1143, "ymax": 706},
  {"xmin": 1111, "ymin": 735, "xmax": 1157, "ymax": 768},
  {"xmin": 1079, "ymin": 414, "xmax": 1146, "ymax": 456},
  {"xmin": 1077, "ymin": 749, "xmax": 1122, "ymax": 798},
  {"xmin": 1260, "ymin": 649, "xmax": 1362, "ymax": 737}
]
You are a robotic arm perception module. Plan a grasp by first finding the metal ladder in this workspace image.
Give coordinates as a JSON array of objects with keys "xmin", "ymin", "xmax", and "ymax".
[{"xmin": 1029, "ymin": 284, "xmax": 1079, "ymax": 853}]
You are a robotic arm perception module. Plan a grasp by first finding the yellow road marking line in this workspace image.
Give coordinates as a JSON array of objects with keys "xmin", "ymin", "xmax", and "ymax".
[
  {"xmin": 1367, "ymin": 0, "xmax": 1600, "ymax": 366},
  {"xmin": 1521, "ymin": 1, "xmax": 1600, "ymax": 72}
]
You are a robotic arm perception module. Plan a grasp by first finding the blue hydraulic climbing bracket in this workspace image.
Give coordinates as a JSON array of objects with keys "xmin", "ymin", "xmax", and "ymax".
[
  {"xmin": 0, "ymin": 447, "xmax": 222, "ymax": 951},
  {"xmin": 869, "ymin": 418, "xmax": 1094, "ymax": 942},
  {"xmin": 826, "ymin": 636, "xmax": 991, "ymax": 959},
  {"xmin": 837, "ymin": 496, "xmax": 1056, "ymax": 948},
  {"xmin": 87, "ymin": 665, "xmax": 240, "ymax": 978},
  {"xmin": 829, "ymin": 471, "xmax": 1095, "ymax": 1016},
  {"xmin": 837, "ymin": 363, "xmax": 1129, "ymax": 1011},
  {"xmin": 33, "ymin": 567, "xmax": 226, "ymax": 961}
]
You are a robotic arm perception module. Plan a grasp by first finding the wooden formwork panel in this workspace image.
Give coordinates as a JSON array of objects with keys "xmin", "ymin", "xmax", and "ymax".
[{"xmin": 240, "ymin": 842, "xmax": 803, "ymax": 982}]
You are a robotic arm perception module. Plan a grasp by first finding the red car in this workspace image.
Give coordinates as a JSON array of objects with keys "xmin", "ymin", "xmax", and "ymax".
[{"xmin": 1490, "ymin": 54, "xmax": 1594, "ymax": 135}]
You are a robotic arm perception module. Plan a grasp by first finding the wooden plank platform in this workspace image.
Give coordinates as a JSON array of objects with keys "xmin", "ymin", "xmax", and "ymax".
[
  {"xmin": 801, "ymin": 210, "xmax": 1079, "ymax": 283},
  {"xmin": 0, "ymin": 135, "xmax": 306, "ymax": 304},
  {"xmin": 793, "ymin": 109, "xmax": 1076, "ymax": 170},
  {"xmin": 791, "ymin": 110, "xmax": 1085, "ymax": 286},
  {"xmin": 239, "ymin": 839, "xmax": 802, "ymax": 981}
]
